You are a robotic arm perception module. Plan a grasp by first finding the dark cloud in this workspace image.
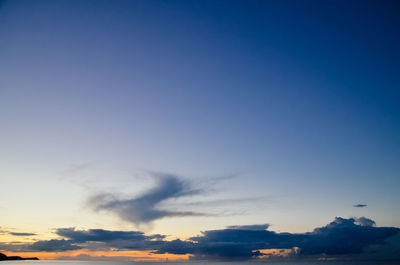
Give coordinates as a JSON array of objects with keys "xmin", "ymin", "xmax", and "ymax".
[
  {"xmin": 0, "ymin": 240, "xmax": 82, "ymax": 252},
  {"xmin": 55, "ymin": 228, "xmax": 165, "ymax": 251},
  {"xmin": 28, "ymin": 239, "xmax": 82, "ymax": 252},
  {"xmin": 353, "ymin": 204, "xmax": 368, "ymax": 208},
  {"xmin": 0, "ymin": 228, "xmax": 165, "ymax": 253},
  {"xmin": 0, "ymin": 229, "xmax": 37, "ymax": 237},
  {"xmin": 362, "ymin": 233, "xmax": 400, "ymax": 260},
  {"xmin": 154, "ymin": 239, "xmax": 196, "ymax": 255},
  {"xmin": 87, "ymin": 174, "xmax": 205, "ymax": 225},
  {"xmin": 56, "ymin": 228, "xmax": 164, "ymax": 243},
  {"xmin": 179, "ymin": 225, "xmax": 291, "ymax": 260},
  {"xmin": 156, "ymin": 217, "xmax": 400, "ymax": 260},
  {"xmin": 9, "ymin": 232, "xmax": 37, "ymax": 236},
  {"xmin": 1, "ymin": 217, "xmax": 398, "ymax": 260},
  {"xmin": 298, "ymin": 217, "xmax": 394, "ymax": 256}
]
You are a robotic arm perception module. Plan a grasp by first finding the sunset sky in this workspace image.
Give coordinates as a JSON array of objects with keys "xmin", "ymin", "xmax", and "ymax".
[{"xmin": 1, "ymin": 0, "xmax": 400, "ymax": 261}]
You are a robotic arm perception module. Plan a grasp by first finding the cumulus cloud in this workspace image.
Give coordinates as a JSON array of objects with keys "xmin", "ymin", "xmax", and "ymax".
[
  {"xmin": 353, "ymin": 204, "xmax": 367, "ymax": 208},
  {"xmin": 355, "ymin": 216, "xmax": 376, "ymax": 226},
  {"xmin": 298, "ymin": 217, "xmax": 392, "ymax": 255},
  {"xmin": 156, "ymin": 217, "xmax": 400, "ymax": 260},
  {"xmin": 87, "ymin": 174, "xmax": 205, "ymax": 225}
]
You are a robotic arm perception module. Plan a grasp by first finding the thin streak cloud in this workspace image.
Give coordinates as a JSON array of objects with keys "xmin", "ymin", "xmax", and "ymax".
[
  {"xmin": 353, "ymin": 204, "xmax": 368, "ymax": 208},
  {"xmin": 9, "ymin": 232, "xmax": 37, "ymax": 236}
]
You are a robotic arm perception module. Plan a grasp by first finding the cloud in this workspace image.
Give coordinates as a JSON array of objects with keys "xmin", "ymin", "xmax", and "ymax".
[
  {"xmin": 298, "ymin": 217, "xmax": 393, "ymax": 256},
  {"xmin": 169, "ymin": 197, "xmax": 261, "ymax": 207},
  {"xmin": 60, "ymin": 163, "xmax": 91, "ymax": 178},
  {"xmin": 56, "ymin": 228, "xmax": 164, "ymax": 243},
  {"xmin": 9, "ymin": 232, "xmax": 37, "ymax": 236},
  {"xmin": 354, "ymin": 216, "xmax": 376, "ymax": 226},
  {"xmin": 353, "ymin": 204, "xmax": 367, "ymax": 208},
  {"xmin": 28, "ymin": 239, "xmax": 82, "ymax": 252},
  {"xmin": 226, "ymin": 224, "xmax": 270, "ymax": 230},
  {"xmin": 362, "ymin": 233, "xmax": 400, "ymax": 260},
  {"xmin": 0, "ymin": 240, "xmax": 82, "ymax": 252},
  {"xmin": 1, "ymin": 228, "xmax": 164, "ymax": 253},
  {"xmin": 87, "ymin": 174, "xmax": 205, "ymax": 225},
  {"xmin": 156, "ymin": 217, "xmax": 400, "ymax": 260},
  {"xmin": 0, "ymin": 228, "xmax": 37, "ymax": 237},
  {"xmin": 55, "ymin": 228, "xmax": 165, "ymax": 251},
  {"xmin": 1, "ymin": 217, "xmax": 399, "ymax": 260}
]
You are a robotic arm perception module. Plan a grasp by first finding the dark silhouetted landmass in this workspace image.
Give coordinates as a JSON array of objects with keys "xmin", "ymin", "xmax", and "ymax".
[{"xmin": 0, "ymin": 252, "xmax": 39, "ymax": 261}]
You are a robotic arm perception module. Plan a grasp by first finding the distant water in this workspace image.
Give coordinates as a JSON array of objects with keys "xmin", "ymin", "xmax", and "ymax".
[{"xmin": 0, "ymin": 260, "xmax": 399, "ymax": 265}]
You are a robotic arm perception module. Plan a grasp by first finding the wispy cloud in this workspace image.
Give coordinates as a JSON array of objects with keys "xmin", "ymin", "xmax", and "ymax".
[
  {"xmin": 59, "ymin": 163, "xmax": 92, "ymax": 179},
  {"xmin": 226, "ymin": 224, "xmax": 270, "ymax": 230},
  {"xmin": 0, "ymin": 228, "xmax": 36, "ymax": 237},
  {"xmin": 87, "ymin": 174, "xmax": 206, "ymax": 225}
]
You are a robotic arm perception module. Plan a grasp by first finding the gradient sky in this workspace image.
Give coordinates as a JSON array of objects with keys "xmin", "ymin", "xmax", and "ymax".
[{"xmin": 1, "ymin": 0, "xmax": 400, "ymax": 261}]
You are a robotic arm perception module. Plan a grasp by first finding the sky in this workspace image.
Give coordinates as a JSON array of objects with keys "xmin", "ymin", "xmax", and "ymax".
[{"xmin": 0, "ymin": 0, "xmax": 400, "ymax": 262}]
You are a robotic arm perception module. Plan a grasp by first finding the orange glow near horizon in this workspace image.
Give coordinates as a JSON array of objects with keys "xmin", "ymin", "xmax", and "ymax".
[
  {"xmin": 2, "ymin": 249, "xmax": 192, "ymax": 262},
  {"xmin": 258, "ymin": 247, "xmax": 299, "ymax": 258}
]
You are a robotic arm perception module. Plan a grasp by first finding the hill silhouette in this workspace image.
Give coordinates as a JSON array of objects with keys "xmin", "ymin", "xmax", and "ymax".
[{"xmin": 0, "ymin": 252, "xmax": 39, "ymax": 261}]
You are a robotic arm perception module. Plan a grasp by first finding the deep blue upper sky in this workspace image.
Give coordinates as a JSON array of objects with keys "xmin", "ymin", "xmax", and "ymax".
[{"xmin": 0, "ymin": 0, "xmax": 399, "ymax": 237}]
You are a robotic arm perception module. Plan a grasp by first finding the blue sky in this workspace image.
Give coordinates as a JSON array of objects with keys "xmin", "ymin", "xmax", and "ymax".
[{"xmin": 0, "ymin": 0, "xmax": 399, "ymax": 261}]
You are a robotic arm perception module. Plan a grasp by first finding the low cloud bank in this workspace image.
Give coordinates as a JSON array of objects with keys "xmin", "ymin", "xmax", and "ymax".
[
  {"xmin": 1, "ymin": 217, "xmax": 399, "ymax": 261},
  {"xmin": 155, "ymin": 217, "xmax": 399, "ymax": 260},
  {"xmin": 56, "ymin": 228, "xmax": 165, "ymax": 251}
]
